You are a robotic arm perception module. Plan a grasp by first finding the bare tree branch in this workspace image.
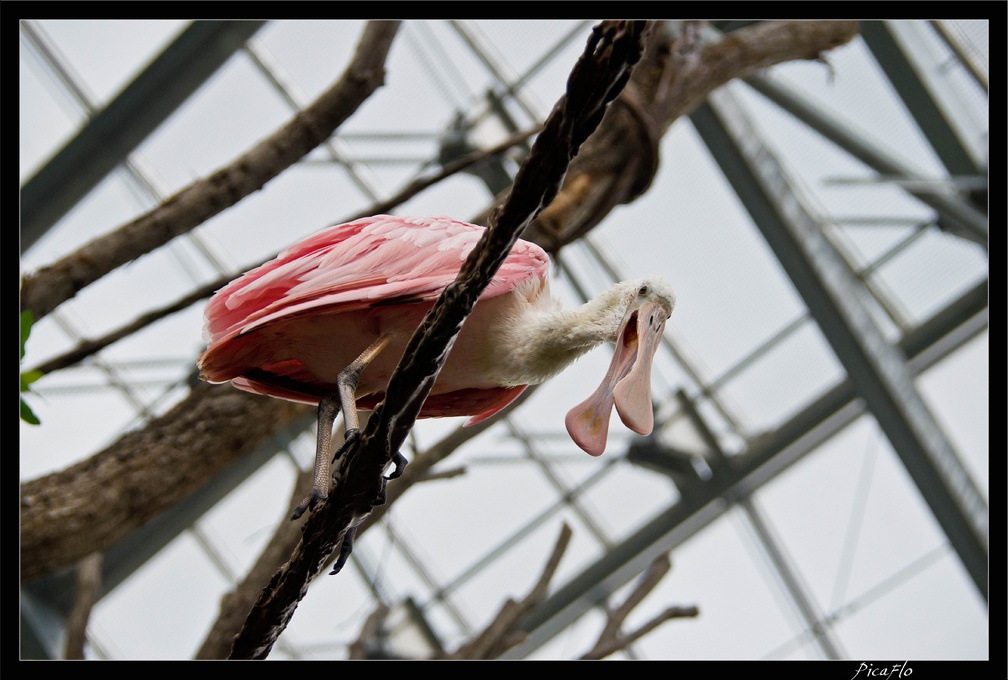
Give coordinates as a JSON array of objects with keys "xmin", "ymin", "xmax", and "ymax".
[
  {"xmin": 603, "ymin": 553, "xmax": 674, "ymax": 636},
  {"xmin": 580, "ymin": 604, "xmax": 700, "ymax": 661},
  {"xmin": 19, "ymin": 20, "xmax": 402, "ymax": 322},
  {"xmin": 629, "ymin": 605, "xmax": 700, "ymax": 650},
  {"xmin": 63, "ymin": 552, "xmax": 103, "ymax": 659},
  {"xmin": 338, "ymin": 528, "xmax": 693, "ymax": 660},
  {"xmin": 444, "ymin": 523, "xmax": 573, "ymax": 659},
  {"xmin": 580, "ymin": 553, "xmax": 699, "ymax": 660},
  {"xmin": 20, "ymin": 381, "xmax": 312, "ymax": 581},
  {"xmin": 518, "ymin": 20, "xmax": 861, "ymax": 252},
  {"xmin": 348, "ymin": 604, "xmax": 391, "ymax": 660},
  {"xmin": 227, "ymin": 20, "xmax": 654, "ymax": 660}
]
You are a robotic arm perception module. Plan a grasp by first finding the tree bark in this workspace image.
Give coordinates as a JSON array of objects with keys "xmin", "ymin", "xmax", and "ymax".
[
  {"xmin": 20, "ymin": 381, "xmax": 310, "ymax": 581},
  {"xmin": 519, "ymin": 20, "xmax": 861, "ymax": 252},
  {"xmin": 63, "ymin": 553, "xmax": 103, "ymax": 659}
]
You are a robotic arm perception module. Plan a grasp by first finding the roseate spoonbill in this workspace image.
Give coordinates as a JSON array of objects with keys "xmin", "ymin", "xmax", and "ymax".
[{"xmin": 198, "ymin": 215, "xmax": 675, "ymax": 519}]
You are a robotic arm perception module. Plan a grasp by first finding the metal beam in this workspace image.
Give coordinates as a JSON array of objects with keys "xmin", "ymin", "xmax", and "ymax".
[
  {"xmin": 692, "ymin": 88, "xmax": 988, "ymax": 596},
  {"xmin": 860, "ymin": 21, "xmax": 986, "ymax": 183},
  {"xmin": 20, "ymin": 20, "xmax": 267, "ymax": 253},
  {"xmin": 677, "ymin": 386, "xmax": 847, "ymax": 659},
  {"xmin": 740, "ymin": 498, "xmax": 845, "ymax": 659},
  {"xmin": 928, "ymin": 20, "xmax": 988, "ymax": 93},
  {"xmin": 743, "ymin": 74, "xmax": 988, "ymax": 247}
]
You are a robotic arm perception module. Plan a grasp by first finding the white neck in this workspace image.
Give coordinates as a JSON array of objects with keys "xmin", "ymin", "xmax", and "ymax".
[{"xmin": 486, "ymin": 285, "xmax": 629, "ymax": 386}]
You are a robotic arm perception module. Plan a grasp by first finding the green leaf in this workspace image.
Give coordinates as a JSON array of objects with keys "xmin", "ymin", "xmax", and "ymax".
[
  {"xmin": 20, "ymin": 310, "xmax": 42, "ymax": 425},
  {"xmin": 21, "ymin": 397, "xmax": 40, "ymax": 425},
  {"xmin": 21, "ymin": 369, "xmax": 43, "ymax": 392},
  {"xmin": 20, "ymin": 309, "xmax": 34, "ymax": 362}
]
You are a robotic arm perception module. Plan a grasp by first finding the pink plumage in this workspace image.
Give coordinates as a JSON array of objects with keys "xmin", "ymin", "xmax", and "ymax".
[
  {"xmin": 199, "ymin": 215, "xmax": 548, "ymax": 423},
  {"xmin": 199, "ymin": 213, "xmax": 674, "ymax": 525}
]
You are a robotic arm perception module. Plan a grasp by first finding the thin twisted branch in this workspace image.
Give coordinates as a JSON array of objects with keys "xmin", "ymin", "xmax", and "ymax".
[{"xmin": 228, "ymin": 20, "xmax": 653, "ymax": 660}]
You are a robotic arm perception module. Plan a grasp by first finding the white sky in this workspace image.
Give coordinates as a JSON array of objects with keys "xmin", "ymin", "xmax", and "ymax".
[{"xmin": 20, "ymin": 19, "xmax": 989, "ymax": 661}]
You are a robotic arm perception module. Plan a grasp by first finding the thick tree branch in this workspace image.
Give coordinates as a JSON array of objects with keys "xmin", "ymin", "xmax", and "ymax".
[
  {"xmin": 20, "ymin": 381, "xmax": 311, "ymax": 581},
  {"xmin": 585, "ymin": 604, "xmax": 700, "ymax": 660},
  {"xmin": 19, "ymin": 21, "xmax": 401, "ymax": 322},
  {"xmin": 228, "ymin": 20, "xmax": 653, "ymax": 660},
  {"xmin": 519, "ymin": 20, "xmax": 861, "ymax": 252},
  {"xmin": 63, "ymin": 552, "xmax": 103, "ymax": 659}
]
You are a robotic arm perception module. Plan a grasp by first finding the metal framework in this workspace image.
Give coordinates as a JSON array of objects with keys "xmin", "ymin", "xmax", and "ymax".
[{"xmin": 20, "ymin": 19, "xmax": 988, "ymax": 660}]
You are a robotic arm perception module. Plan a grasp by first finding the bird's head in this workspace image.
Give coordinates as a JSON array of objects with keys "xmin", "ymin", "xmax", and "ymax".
[{"xmin": 565, "ymin": 277, "xmax": 675, "ymax": 456}]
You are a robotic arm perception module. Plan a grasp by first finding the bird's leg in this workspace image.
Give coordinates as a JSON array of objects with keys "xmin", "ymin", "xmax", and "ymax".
[
  {"xmin": 291, "ymin": 335, "xmax": 392, "ymax": 521},
  {"xmin": 332, "ymin": 333, "xmax": 393, "ymax": 459},
  {"xmin": 291, "ymin": 394, "xmax": 341, "ymax": 520}
]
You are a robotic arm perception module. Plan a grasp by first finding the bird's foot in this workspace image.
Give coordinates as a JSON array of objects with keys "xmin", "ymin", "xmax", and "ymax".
[
  {"xmin": 329, "ymin": 428, "xmax": 361, "ymax": 487},
  {"xmin": 334, "ymin": 428, "xmax": 360, "ymax": 463},
  {"xmin": 370, "ymin": 451, "xmax": 407, "ymax": 507},
  {"xmin": 330, "ymin": 526, "xmax": 357, "ymax": 575},
  {"xmin": 386, "ymin": 450, "xmax": 408, "ymax": 480},
  {"xmin": 290, "ymin": 487, "xmax": 327, "ymax": 521}
]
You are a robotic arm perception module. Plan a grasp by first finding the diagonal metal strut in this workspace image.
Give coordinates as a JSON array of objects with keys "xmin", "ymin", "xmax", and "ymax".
[
  {"xmin": 20, "ymin": 20, "xmax": 267, "ymax": 253},
  {"xmin": 691, "ymin": 87, "xmax": 988, "ymax": 600}
]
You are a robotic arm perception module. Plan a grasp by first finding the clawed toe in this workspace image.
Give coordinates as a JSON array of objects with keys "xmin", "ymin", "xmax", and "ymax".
[
  {"xmin": 290, "ymin": 488, "xmax": 327, "ymax": 521},
  {"xmin": 330, "ymin": 527, "xmax": 357, "ymax": 575},
  {"xmin": 386, "ymin": 450, "xmax": 408, "ymax": 480}
]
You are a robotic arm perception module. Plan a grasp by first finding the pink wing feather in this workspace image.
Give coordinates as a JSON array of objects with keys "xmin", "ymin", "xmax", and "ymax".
[
  {"xmin": 200, "ymin": 216, "xmax": 547, "ymax": 423},
  {"xmin": 203, "ymin": 215, "xmax": 549, "ymax": 347}
]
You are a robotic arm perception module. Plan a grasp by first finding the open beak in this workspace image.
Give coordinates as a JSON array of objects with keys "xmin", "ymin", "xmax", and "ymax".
[{"xmin": 565, "ymin": 299, "xmax": 668, "ymax": 456}]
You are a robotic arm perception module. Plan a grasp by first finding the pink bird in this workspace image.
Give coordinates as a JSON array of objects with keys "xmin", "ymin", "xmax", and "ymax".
[{"xmin": 198, "ymin": 215, "xmax": 675, "ymax": 519}]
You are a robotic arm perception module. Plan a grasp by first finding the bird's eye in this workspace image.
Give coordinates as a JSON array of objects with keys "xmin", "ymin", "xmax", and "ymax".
[{"xmin": 638, "ymin": 284, "xmax": 649, "ymax": 297}]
